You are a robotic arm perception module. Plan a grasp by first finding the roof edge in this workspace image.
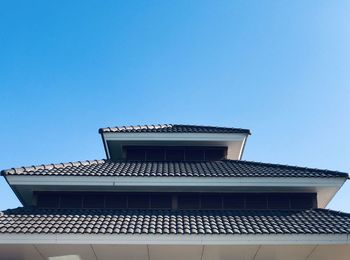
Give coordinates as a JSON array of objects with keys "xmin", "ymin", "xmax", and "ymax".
[
  {"xmin": 0, "ymin": 233, "xmax": 347, "ymax": 245},
  {"xmin": 229, "ymin": 160, "xmax": 349, "ymax": 178},
  {"xmin": 98, "ymin": 124, "xmax": 251, "ymax": 135},
  {"xmin": 2, "ymin": 207, "xmax": 350, "ymax": 217},
  {"xmin": 1, "ymin": 159, "xmax": 106, "ymax": 176},
  {"xmin": 1, "ymin": 159, "xmax": 348, "ymax": 178}
]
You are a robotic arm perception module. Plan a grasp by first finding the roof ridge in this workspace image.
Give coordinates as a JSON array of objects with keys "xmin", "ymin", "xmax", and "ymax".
[
  {"xmin": 1, "ymin": 159, "xmax": 107, "ymax": 175},
  {"xmin": 225, "ymin": 159, "xmax": 349, "ymax": 176}
]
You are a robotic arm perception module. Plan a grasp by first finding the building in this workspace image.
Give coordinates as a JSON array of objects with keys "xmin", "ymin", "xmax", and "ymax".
[{"xmin": 0, "ymin": 124, "xmax": 349, "ymax": 260}]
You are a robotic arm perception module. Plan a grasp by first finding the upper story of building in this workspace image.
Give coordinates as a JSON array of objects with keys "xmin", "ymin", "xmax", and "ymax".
[
  {"xmin": 99, "ymin": 124, "xmax": 251, "ymax": 161},
  {"xmin": 1, "ymin": 124, "xmax": 348, "ymax": 211}
]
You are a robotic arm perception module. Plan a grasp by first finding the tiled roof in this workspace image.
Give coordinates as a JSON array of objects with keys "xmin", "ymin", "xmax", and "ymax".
[
  {"xmin": 99, "ymin": 124, "xmax": 251, "ymax": 134},
  {"xmin": 0, "ymin": 208, "xmax": 349, "ymax": 235},
  {"xmin": 1, "ymin": 160, "xmax": 348, "ymax": 178}
]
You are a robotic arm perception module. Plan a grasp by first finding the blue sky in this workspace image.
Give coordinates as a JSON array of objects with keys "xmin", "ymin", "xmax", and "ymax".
[{"xmin": 0, "ymin": 1, "xmax": 350, "ymax": 211}]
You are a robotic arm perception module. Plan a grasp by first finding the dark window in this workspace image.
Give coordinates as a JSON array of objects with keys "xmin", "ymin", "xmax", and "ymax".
[
  {"xmin": 166, "ymin": 149, "xmax": 185, "ymax": 161},
  {"xmin": 60, "ymin": 194, "xmax": 82, "ymax": 208},
  {"xmin": 146, "ymin": 149, "xmax": 165, "ymax": 161},
  {"xmin": 201, "ymin": 195, "xmax": 222, "ymax": 209},
  {"xmin": 178, "ymin": 195, "xmax": 200, "ymax": 209},
  {"xmin": 185, "ymin": 149, "xmax": 205, "ymax": 161},
  {"xmin": 268, "ymin": 195, "xmax": 290, "ymax": 209},
  {"xmin": 150, "ymin": 194, "xmax": 172, "ymax": 209},
  {"xmin": 290, "ymin": 195, "xmax": 313, "ymax": 209},
  {"xmin": 84, "ymin": 194, "xmax": 105, "ymax": 208},
  {"xmin": 128, "ymin": 194, "xmax": 150, "ymax": 209},
  {"xmin": 127, "ymin": 149, "xmax": 145, "ymax": 161},
  {"xmin": 37, "ymin": 193, "xmax": 59, "ymax": 208},
  {"xmin": 246, "ymin": 194, "xmax": 267, "ymax": 209},
  {"xmin": 124, "ymin": 146, "xmax": 227, "ymax": 161},
  {"xmin": 105, "ymin": 194, "xmax": 127, "ymax": 208},
  {"xmin": 223, "ymin": 195, "xmax": 245, "ymax": 209},
  {"xmin": 35, "ymin": 192, "xmax": 315, "ymax": 210},
  {"xmin": 205, "ymin": 149, "xmax": 226, "ymax": 160}
]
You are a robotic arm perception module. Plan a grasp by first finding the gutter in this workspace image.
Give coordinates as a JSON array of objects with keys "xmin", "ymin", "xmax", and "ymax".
[{"xmin": 0, "ymin": 233, "xmax": 347, "ymax": 245}]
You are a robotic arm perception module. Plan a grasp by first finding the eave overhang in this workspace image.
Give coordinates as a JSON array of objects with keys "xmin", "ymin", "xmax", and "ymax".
[
  {"xmin": 6, "ymin": 175, "xmax": 347, "ymax": 208},
  {"xmin": 100, "ymin": 132, "xmax": 250, "ymax": 160},
  {"xmin": 1, "ymin": 240, "xmax": 349, "ymax": 260},
  {"xmin": 0, "ymin": 233, "xmax": 348, "ymax": 245}
]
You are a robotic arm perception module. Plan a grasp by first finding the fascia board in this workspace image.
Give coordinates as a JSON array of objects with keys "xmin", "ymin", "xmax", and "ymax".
[
  {"xmin": 103, "ymin": 132, "xmax": 247, "ymax": 142},
  {"xmin": 6, "ymin": 176, "xmax": 346, "ymax": 188},
  {"xmin": 100, "ymin": 131, "xmax": 110, "ymax": 159},
  {"xmin": 238, "ymin": 135, "xmax": 248, "ymax": 160},
  {"xmin": 0, "ymin": 234, "xmax": 347, "ymax": 245},
  {"xmin": 2, "ymin": 176, "xmax": 25, "ymax": 206}
]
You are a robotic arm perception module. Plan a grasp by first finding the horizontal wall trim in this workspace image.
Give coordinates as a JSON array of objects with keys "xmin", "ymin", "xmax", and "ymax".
[
  {"xmin": 0, "ymin": 234, "xmax": 348, "ymax": 245},
  {"xmin": 7, "ymin": 176, "xmax": 345, "ymax": 188}
]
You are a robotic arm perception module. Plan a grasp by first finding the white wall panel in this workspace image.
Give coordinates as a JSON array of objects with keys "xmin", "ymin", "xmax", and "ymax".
[
  {"xmin": 36, "ymin": 244, "xmax": 96, "ymax": 260},
  {"xmin": 93, "ymin": 245, "xmax": 148, "ymax": 260},
  {"xmin": 0, "ymin": 245, "xmax": 43, "ymax": 260},
  {"xmin": 149, "ymin": 245, "xmax": 203, "ymax": 260},
  {"xmin": 202, "ymin": 245, "xmax": 259, "ymax": 260},
  {"xmin": 255, "ymin": 245, "xmax": 314, "ymax": 260}
]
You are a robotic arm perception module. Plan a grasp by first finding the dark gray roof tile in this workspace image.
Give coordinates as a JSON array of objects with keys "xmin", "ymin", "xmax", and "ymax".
[
  {"xmin": 2, "ymin": 160, "xmax": 348, "ymax": 178},
  {"xmin": 99, "ymin": 124, "xmax": 251, "ymax": 135},
  {"xmin": 0, "ymin": 208, "xmax": 349, "ymax": 235}
]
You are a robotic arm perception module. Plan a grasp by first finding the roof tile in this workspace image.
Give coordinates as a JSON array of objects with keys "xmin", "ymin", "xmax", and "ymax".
[
  {"xmin": 0, "ymin": 208, "xmax": 349, "ymax": 235},
  {"xmin": 99, "ymin": 124, "xmax": 251, "ymax": 134},
  {"xmin": 1, "ymin": 160, "xmax": 348, "ymax": 178}
]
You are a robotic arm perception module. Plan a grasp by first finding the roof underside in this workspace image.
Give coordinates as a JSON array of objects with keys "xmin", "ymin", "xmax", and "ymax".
[
  {"xmin": 2, "ymin": 159, "xmax": 348, "ymax": 178},
  {"xmin": 0, "ymin": 208, "xmax": 349, "ymax": 235},
  {"xmin": 99, "ymin": 124, "xmax": 251, "ymax": 135}
]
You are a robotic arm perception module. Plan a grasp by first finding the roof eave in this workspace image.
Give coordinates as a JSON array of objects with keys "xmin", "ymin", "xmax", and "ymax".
[{"xmin": 0, "ymin": 233, "xmax": 348, "ymax": 245}]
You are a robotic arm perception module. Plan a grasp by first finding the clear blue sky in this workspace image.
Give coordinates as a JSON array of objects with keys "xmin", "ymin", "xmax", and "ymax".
[{"xmin": 1, "ymin": 1, "xmax": 350, "ymax": 211}]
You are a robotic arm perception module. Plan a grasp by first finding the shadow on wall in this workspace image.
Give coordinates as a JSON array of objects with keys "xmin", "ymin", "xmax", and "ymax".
[{"xmin": 49, "ymin": 255, "xmax": 81, "ymax": 260}]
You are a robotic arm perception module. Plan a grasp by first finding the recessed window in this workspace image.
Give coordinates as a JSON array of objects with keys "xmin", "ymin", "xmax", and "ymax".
[
  {"xmin": 37, "ymin": 193, "xmax": 59, "ymax": 208},
  {"xmin": 146, "ymin": 149, "xmax": 165, "ymax": 161},
  {"xmin": 246, "ymin": 195, "xmax": 267, "ymax": 209},
  {"xmin": 185, "ymin": 150, "xmax": 205, "ymax": 161},
  {"xmin": 124, "ymin": 146, "xmax": 227, "ymax": 161},
  {"xmin": 178, "ymin": 195, "xmax": 200, "ymax": 209},
  {"xmin": 268, "ymin": 195, "xmax": 290, "ymax": 209},
  {"xmin": 84, "ymin": 194, "xmax": 105, "ymax": 208},
  {"xmin": 105, "ymin": 194, "xmax": 127, "ymax": 208},
  {"xmin": 166, "ymin": 149, "xmax": 185, "ymax": 161},
  {"xmin": 127, "ymin": 149, "xmax": 145, "ymax": 161},
  {"xmin": 201, "ymin": 195, "xmax": 222, "ymax": 209},
  {"xmin": 223, "ymin": 195, "xmax": 245, "ymax": 209},
  {"xmin": 205, "ymin": 149, "xmax": 226, "ymax": 160},
  {"xmin": 290, "ymin": 195, "xmax": 313, "ymax": 209},
  {"xmin": 35, "ymin": 192, "xmax": 317, "ymax": 210},
  {"xmin": 128, "ymin": 194, "xmax": 150, "ymax": 208},
  {"xmin": 60, "ymin": 194, "xmax": 82, "ymax": 208},
  {"xmin": 150, "ymin": 194, "xmax": 172, "ymax": 209}
]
